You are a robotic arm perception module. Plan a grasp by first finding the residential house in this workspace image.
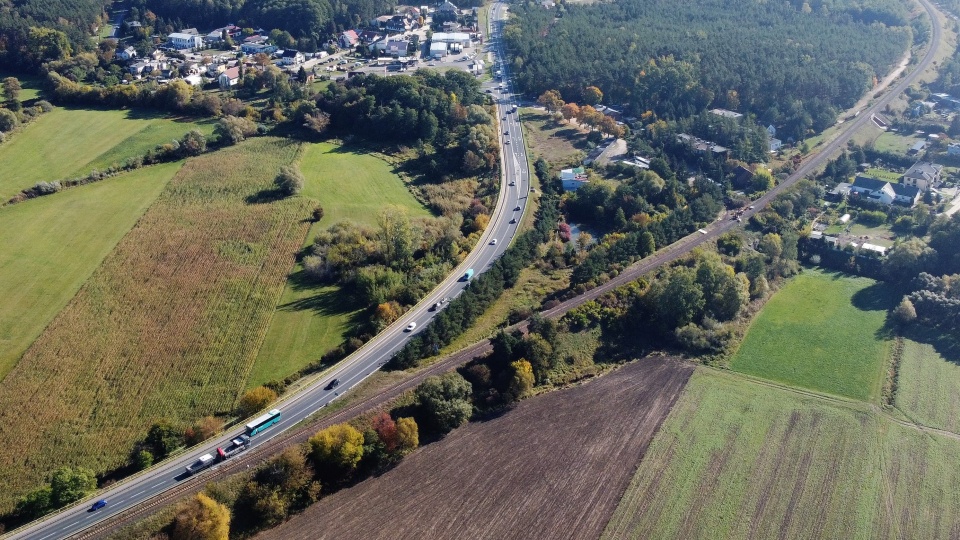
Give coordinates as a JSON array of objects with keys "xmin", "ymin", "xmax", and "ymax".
[
  {"xmin": 280, "ymin": 49, "xmax": 305, "ymax": 66},
  {"xmin": 219, "ymin": 66, "xmax": 241, "ymax": 89},
  {"xmin": 560, "ymin": 167, "xmax": 589, "ymax": 192},
  {"xmin": 168, "ymin": 32, "xmax": 204, "ymax": 50},
  {"xmin": 385, "ymin": 14, "xmax": 413, "ymax": 33},
  {"xmin": 677, "ymin": 133, "xmax": 728, "ymax": 155},
  {"xmin": 340, "ymin": 30, "xmax": 360, "ymax": 49},
  {"xmin": 948, "ymin": 143, "xmax": 960, "ymax": 156},
  {"xmin": 902, "ymin": 161, "xmax": 943, "ymax": 191},
  {"xmin": 828, "ymin": 182, "xmax": 852, "ymax": 202},
  {"xmin": 619, "ymin": 155, "xmax": 651, "ymax": 169},
  {"xmin": 382, "ymin": 37, "xmax": 409, "ymax": 57},
  {"xmin": 435, "ymin": 0, "xmax": 460, "ymax": 20},
  {"xmin": 243, "ymin": 34, "xmax": 268, "ymax": 45},
  {"xmin": 358, "ymin": 30, "xmax": 383, "ymax": 44},
  {"xmin": 709, "ymin": 108, "xmax": 743, "ymax": 119},
  {"xmin": 128, "ymin": 60, "xmax": 168, "ymax": 77},
  {"xmin": 849, "ymin": 175, "xmax": 920, "ymax": 206},
  {"xmin": 766, "ymin": 125, "xmax": 776, "ymax": 138},
  {"xmin": 909, "ymin": 140, "xmax": 926, "ymax": 155},
  {"xmin": 769, "ymin": 138, "xmax": 783, "ymax": 153},
  {"xmin": 206, "ymin": 63, "xmax": 226, "ymax": 77},
  {"xmin": 116, "ymin": 46, "xmax": 138, "ymax": 61},
  {"xmin": 127, "ymin": 21, "xmax": 143, "ymax": 30}
]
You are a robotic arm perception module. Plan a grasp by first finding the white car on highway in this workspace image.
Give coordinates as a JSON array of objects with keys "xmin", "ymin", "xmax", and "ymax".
[{"xmin": 405, "ymin": 322, "xmax": 417, "ymax": 332}]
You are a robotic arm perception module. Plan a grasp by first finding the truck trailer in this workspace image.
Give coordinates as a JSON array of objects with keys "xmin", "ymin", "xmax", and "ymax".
[{"xmin": 185, "ymin": 453, "xmax": 216, "ymax": 475}]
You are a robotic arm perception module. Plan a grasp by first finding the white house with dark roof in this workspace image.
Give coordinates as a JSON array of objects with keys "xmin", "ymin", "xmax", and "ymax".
[
  {"xmin": 849, "ymin": 175, "xmax": 920, "ymax": 206},
  {"xmin": 902, "ymin": 162, "xmax": 942, "ymax": 191}
]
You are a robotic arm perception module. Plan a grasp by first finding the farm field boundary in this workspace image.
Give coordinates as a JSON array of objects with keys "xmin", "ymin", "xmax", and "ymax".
[
  {"xmin": 603, "ymin": 368, "xmax": 960, "ymax": 539},
  {"xmin": 0, "ymin": 162, "xmax": 182, "ymax": 379},
  {"xmin": 0, "ymin": 107, "xmax": 213, "ymax": 201},
  {"xmin": 255, "ymin": 358, "xmax": 694, "ymax": 540},
  {"xmin": 730, "ymin": 269, "xmax": 895, "ymax": 401},
  {"xmin": 0, "ymin": 138, "xmax": 312, "ymax": 513}
]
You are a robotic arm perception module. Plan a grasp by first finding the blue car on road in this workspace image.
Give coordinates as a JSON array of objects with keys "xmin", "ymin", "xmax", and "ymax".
[{"xmin": 90, "ymin": 499, "xmax": 108, "ymax": 511}]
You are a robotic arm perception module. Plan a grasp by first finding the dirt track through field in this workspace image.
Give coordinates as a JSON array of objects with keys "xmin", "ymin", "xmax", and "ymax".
[{"xmin": 256, "ymin": 357, "xmax": 694, "ymax": 540}]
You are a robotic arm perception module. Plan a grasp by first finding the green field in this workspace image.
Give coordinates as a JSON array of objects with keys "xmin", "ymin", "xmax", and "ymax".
[
  {"xmin": 0, "ymin": 107, "xmax": 213, "ymax": 201},
  {"xmin": 299, "ymin": 142, "xmax": 430, "ymax": 227},
  {"xmin": 0, "ymin": 162, "xmax": 181, "ymax": 379},
  {"xmin": 873, "ymin": 131, "xmax": 923, "ymax": 156},
  {"xmin": 895, "ymin": 334, "xmax": 960, "ymax": 433},
  {"xmin": 245, "ymin": 142, "xmax": 428, "ymax": 387},
  {"xmin": 730, "ymin": 270, "xmax": 895, "ymax": 401},
  {"xmin": 0, "ymin": 139, "xmax": 312, "ymax": 512},
  {"xmin": 603, "ymin": 369, "xmax": 960, "ymax": 539}
]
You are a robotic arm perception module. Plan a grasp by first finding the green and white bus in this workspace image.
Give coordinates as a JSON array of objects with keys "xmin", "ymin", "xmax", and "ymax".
[{"xmin": 245, "ymin": 409, "xmax": 281, "ymax": 436}]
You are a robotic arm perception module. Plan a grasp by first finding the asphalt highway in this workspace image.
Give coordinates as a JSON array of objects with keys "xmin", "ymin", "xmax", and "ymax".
[
  {"xmin": 8, "ymin": 0, "xmax": 941, "ymax": 537},
  {"xmin": 9, "ymin": 5, "xmax": 526, "ymax": 540}
]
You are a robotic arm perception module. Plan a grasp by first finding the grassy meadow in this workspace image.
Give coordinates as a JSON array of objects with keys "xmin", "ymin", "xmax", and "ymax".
[
  {"xmin": 0, "ymin": 138, "xmax": 312, "ymax": 512},
  {"xmin": 603, "ymin": 369, "xmax": 960, "ymax": 539},
  {"xmin": 894, "ymin": 334, "xmax": 960, "ymax": 433},
  {"xmin": 0, "ymin": 107, "xmax": 213, "ymax": 201},
  {"xmin": 730, "ymin": 270, "xmax": 895, "ymax": 401},
  {"xmin": 246, "ymin": 142, "xmax": 429, "ymax": 387},
  {"xmin": 0, "ymin": 162, "xmax": 181, "ymax": 379}
]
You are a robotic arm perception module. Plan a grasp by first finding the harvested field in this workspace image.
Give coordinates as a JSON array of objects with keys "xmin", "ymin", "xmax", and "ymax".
[
  {"xmin": 603, "ymin": 369, "xmax": 960, "ymax": 539},
  {"xmin": 257, "ymin": 357, "xmax": 695, "ymax": 540},
  {"xmin": 0, "ymin": 107, "xmax": 213, "ymax": 201},
  {"xmin": 0, "ymin": 162, "xmax": 180, "ymax": 379},
  {"xmin": 0, "ymin": 138, "xmax": 313, "ymax": 512},
  {"xmin": 894, "ymin": 332, "xmax": 960, "ymax": 433},
  {"xmin": 730, "ymin": 270, "xmax": 895, "ymax": 401}
]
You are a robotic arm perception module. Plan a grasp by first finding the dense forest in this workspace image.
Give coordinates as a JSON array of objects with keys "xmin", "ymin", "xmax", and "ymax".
[
  {"xmin": 0, "ymin": 0, "xmax": 108, "ymax": 70},
  {"xmin": 504, "ymin": 0, "xmax": 912, "ymax": 141},
  {"xmin": 131, "ymin": 0, "xmax": 397, "ymax": 42}
]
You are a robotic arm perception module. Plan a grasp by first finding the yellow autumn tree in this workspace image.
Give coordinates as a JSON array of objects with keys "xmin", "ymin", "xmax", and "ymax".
[
  {"xmin": 308, "ymin": 423, "xmax": 364, "ymax": 480},
  {"xmin": 395, "ymin": 417, "xmax": 419, "ymax": 455},
  {"xmin": 237, "ymin": 386, "xmax": 277, "ymax": 417},
  {"xmin": 509, "ymin": 359, "xmax": 535, "ymax": 398},
  {"xmin": 171, "ymin": 493, "xmax": 230, "ymax": 540}
]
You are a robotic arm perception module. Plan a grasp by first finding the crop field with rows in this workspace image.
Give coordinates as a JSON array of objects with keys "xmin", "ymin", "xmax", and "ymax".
[
  {"xmin": 604, "ymin": 369, "xmax": 960, "ymax": 539},
  {"xmin": 0, "ymin": 138, "xmax": 313, "ymax": 512}
]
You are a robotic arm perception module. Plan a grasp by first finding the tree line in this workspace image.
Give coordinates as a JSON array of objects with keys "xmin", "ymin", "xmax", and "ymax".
[
  {"xmin": 131, "ymin": 0, "xmax": 398, "ymax": 47},
  {"xmin": 503, "ymin": 0, "xmax": 909, "ymax": 142}
]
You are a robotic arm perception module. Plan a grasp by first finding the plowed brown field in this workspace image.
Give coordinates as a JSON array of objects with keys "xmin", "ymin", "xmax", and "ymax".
[{"xmin": 256, "ymin": 357, "xmax": 694, "ymax": 540}]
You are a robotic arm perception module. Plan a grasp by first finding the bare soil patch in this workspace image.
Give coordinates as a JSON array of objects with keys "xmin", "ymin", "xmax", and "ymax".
[{"xmin": 257, "ymin": 357, "xmax": 694, "ymax": 540}]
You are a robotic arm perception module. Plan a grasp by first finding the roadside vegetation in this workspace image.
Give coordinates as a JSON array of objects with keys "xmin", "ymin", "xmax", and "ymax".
[
  {"xmin": 730, "ymin": 270, "xmax": 895, "ymax": 401},
  {"xmin": 0, "ymin": 162, "xmax": 182, "ymax": 378},
  {"xmin": 0, "ymin": 138, "xmax": 313, "ymax": 518},
  {"xmin": 604, "ymin": 368, "xmax": 960, "ymax": 539},
  {"xmin": 247, "ymin": 142, "xmax": 430, "ymax": 388}
]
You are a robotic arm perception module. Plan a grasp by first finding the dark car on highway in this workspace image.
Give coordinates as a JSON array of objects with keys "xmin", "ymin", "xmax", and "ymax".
[
  {"xmin": 325, "ymin": 379, "xmax": 340, "ymax": 390},
  {"xmin": 90, "ymin": 500, "xmax": 108, "ymax": 512}
]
